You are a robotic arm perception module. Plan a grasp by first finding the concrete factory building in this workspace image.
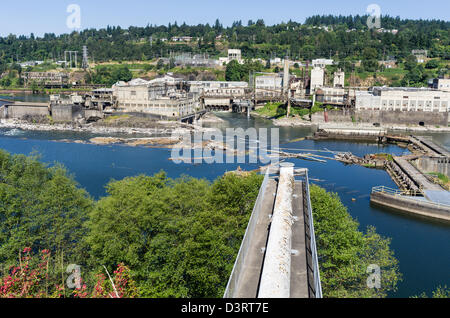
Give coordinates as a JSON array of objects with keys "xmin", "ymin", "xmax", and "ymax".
[
  {"xmin": 24, "ymin": 72, "xmax": 69, "ymax": 87},
  {"xmin": 187, "ymin": 81, "xmax": 248, "ymax": 96},
  {"xmin": 112, "ymin": 76, "xmax": 199, "ymax": 118},
  {"xmin": 255, "ymin": 74, "xmax": 283, "ymax": 97},
  {"xmin": 432, "ymin": 78, "xmax": 450, "ymax": 92},
  {"xmin": 333, "ymin": 70, "xmax": 345, "ymax": 88},
  {"xmin": 356, "ymin": 87, "xmax": 450, "ymax": 113},
  {"xmin": 312, "ymin": 59, "xmax": 334, "ymax": 68},
  {"xmin": 310, "ymin": 67, "xmax": 325, "ymax": 90},
  {"xmin": 219, "ymin": 49, "xmax": 244, "ymax": 65}
]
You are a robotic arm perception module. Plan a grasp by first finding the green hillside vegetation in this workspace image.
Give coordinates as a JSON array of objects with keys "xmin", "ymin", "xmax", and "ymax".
[{"xmin": 0, "ymin": 15, "xmax": 448, "ymax": 88}]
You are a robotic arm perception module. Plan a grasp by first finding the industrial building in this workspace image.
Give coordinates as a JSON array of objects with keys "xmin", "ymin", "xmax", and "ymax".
[
  {"xmin": 333, "ymin": 70, "xmax": 345, "ymax": 88},
  {"xmin": 316, "ymin": 87, "xmax": 346, "ymax": 105},
  {"xmin": 112, "ymin": 75, "xmax": 200, "ymax": 118},
  {"xmin": 219, "ymin": 49, "xmax": 244, "ymax": 65},
  {"xmin": 255, "ymin": 74, "xmax": 283, "ymax": 97},
  {"xmin": 432, "ymin": 78, "xmax": 450, "ymax": 92},
  {"xmin": 115, "ymin": 96, "xmax": 199, "ymax": 118},
  {"xmin": 312, "ymin": 59, "xmax": 334, "ymax": 68},
  {"xmin": 310, "ymin": 67, "xmax": 325, "ymax": 91},
  {"xmin": 23, "ymin": 72, "xmax": 69, "ymax": 88},
  {"xmin": 187, "ymin": 81, "xmax": 248, "ymax": 96},
  {"xmin": 171, "ymin": 52, "xmax": 220, "ymax": 68},
  {"xmin": 355, "ymin": 87, "xmax": 450, "ymax": 113}
]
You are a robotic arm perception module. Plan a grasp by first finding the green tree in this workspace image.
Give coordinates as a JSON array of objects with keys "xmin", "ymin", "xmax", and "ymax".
[
  {"xmin": 225, "ymin": 60, "xmax": 242, "ymax": 81},
  {"xmin": 0, "ymin": 150, "xmax": 93, "ymax": 279},
  {"xmin": 414, "ymin": 286, "xmax": 450, "ymax": 298},
  {"xmin": 404, "ymin": 55, "xmax": 418, "ymax": 71},
  {"xmin": 156, "ymin": 59, "xmax": 165, "ymax": 70},
  {"xmin": 310, "ymin": 185, "xmax": 401, "ymax": 298},
  {"xmin": 425, "ymin": 59, "xmax": 440, "ymax": 69},
  {"xmin": 111, "ymin": 65, "xmax": 132, "ymax": 83},
  {"xmin": 85, "ymin": 172, "xmax": 263, "ymax": 298},
  {"xmin": 361, "ymin": 48, "xmax": 379, "ymax": 72}
]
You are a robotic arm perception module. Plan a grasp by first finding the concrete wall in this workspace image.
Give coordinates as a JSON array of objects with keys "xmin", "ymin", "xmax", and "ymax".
[
  {"xmin": 356, "ymin": 110, "xmax": 449, "ymax": 126},
  {"xmin": 5, "ymin": 104, "xmax": 50, "ymax": 119},
  {"xmin": 371, "ymin": 191, "xmax": 450, "ymax": 221},
  {"xmin": 311, "ymin": 109, "xmax": 449, "ymax": 126},
  {"xmin": 311, "ymin": 109, "xmax": 354, "ymax": 123},
  {"xmin": 51, "ymin": 105, "xmax": 82, "ymax": 122},
  {"xmin": 414, "ymin": 157, "xmax": 450, "ymax": 178}
]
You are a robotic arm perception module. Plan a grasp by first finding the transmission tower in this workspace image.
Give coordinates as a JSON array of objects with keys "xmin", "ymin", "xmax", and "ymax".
[{"xmin": 64, "ymin": 51, "xmax": 78, "ymax": 68}]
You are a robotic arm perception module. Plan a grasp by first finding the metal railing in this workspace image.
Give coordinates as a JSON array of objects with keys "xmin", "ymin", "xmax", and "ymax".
[
  {"xmin": 223, "ymin": 166, "xmax": 323, "ymax": 298},
  {"xmin": 223, "ymin": 167, "xmax": 272, "ymax": 298},
  {"xmin": 372, "ymin": 186, "xmax": 421, "ymax": 196},
  {"xmin": 372, "ymin": 186, "xmax": 450, "ymax": 209},
  {"xmin": 297, "ymin": 168, "xmax": 323, "ymax": 299}
]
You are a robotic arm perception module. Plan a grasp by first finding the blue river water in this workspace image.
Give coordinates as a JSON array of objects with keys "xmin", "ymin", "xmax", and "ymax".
[{"xmin": 0, "ymin": 99, "xmax": 449, "ymax": 297}]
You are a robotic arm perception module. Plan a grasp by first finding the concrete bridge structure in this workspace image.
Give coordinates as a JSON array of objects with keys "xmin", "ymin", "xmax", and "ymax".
[{"xmin": 224, "ymin": 163, "xmax": 322, "ymax": 299}]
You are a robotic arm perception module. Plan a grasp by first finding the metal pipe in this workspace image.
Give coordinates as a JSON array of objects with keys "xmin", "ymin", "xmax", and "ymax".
[{"xmin": 258, "ymin": 162, "xmax": 295, "ymax": 298}]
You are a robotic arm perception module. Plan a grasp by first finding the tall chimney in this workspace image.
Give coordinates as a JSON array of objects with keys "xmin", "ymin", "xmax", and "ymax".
[{"xmin": 283, "ymin": 57, "xmax": 290, "ymax": 94}]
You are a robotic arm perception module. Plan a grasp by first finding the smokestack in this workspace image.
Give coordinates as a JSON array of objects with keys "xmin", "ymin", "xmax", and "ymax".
[{"xmin": 283, "ymin": 57, "xmax": 290, "ymax": 94}]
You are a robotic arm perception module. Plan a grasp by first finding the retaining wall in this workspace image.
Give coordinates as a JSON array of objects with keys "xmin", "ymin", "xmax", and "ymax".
[
  {"xmin": 51, "ymin": 105, "xmax": 82, "ymax": 122},
  {"xmin": 312, "ymin": 109, "xmax": 449, "ymax": 126},
  {"xmin": 5, "ymin": 104, "xmax": 50, "ymax": 119},
  {"xmin": 371, "ymin": 191, "xmax": 450, "ymax": 222}
]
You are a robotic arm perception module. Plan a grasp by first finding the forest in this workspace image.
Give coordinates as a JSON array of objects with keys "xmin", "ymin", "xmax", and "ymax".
[{"xmin": 0, "ymin": 15, "xmax": 448, "ymax": 67}]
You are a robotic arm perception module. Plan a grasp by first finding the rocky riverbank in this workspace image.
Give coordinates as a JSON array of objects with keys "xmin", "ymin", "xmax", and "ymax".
[
  {"xmin": 0, "ymin": 118, "xmax": 208, "ymax": 137},
  {"xmin": 272, "ymin": 117, "xmax": 316, "ymax": 127},
  {"xmin": 197, "ymin": 112, "xmax": 225, "ymax": 123}
]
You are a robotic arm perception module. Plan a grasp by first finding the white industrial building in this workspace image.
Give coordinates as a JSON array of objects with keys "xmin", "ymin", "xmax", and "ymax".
[
  {"xmin": 310, "ymin": 67, "xmax": 325, "ymax": 90},
  {"xmin": 355, "ymin": 87, "xmax": 450, "ymax": 113},
  {"xmin": 255, "ymin": 74, "xmax": 283, "ymax": 97},
  {"xmin": 333, "ymin": 70, "xmax": 345, "ymax": 88},
  {"xmin": 219, "ymin": 49, "xmax": 244, "ymax": 65},
  {"xmin": 112, "ymin": 76, "xmax": 199, "ymax": 118},
  {"xmin": 433, "ymin": 78, "xmax": 450, "ymax": 92},
  {"xmin": 312, "ymin": 59, "xmax": 334, "ymax": 68},
  {"xmin": 187, "ymin": 81, "xmax": 248, "ymax": 96},
  {"xmin": 316, "ymin": 87, "xmax": 346, "ymax": 104}
]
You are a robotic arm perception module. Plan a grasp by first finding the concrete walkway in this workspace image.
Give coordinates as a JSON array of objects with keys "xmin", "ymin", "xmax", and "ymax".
[
  {"xmin": 394, "ymin": 156, "xmax": 443, "ymax": 191},
  {"xmin": 225, "ymin": 178, "xmax": 310, "ymax": 298}
]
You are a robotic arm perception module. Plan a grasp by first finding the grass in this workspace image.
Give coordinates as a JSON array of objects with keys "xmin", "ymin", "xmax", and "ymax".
[
  {"xmin": 104, "ymin": 114, "xmax": 130, "ymax": 123},
  {"xmin": 254, "ymin": 101, "xmax": 327, "ymax": 120},
  {"xmin": 374, "ymin": 153, "xmax": 394, "ymax": 162},
  {"xmin": 254, "ymin": 102, "xmax": 285, "ymax": 118},
  {"xmin": 428, "ymin": 172, "xmax": 449, "ymax": 185}
]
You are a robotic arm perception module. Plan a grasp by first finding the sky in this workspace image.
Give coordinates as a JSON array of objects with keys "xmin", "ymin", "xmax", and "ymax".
[{"xmin": 1, "ymin": 0, "xmax": 449, "ymax": 37}]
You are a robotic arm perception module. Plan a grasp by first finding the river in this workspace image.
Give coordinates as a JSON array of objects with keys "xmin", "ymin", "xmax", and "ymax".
[{"xmin": 0, "ymin": 95, "xmax": 449, "ymax": 298}]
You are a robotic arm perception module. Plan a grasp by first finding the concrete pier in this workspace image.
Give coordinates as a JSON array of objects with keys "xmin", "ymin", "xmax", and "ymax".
[{"xmin": 224, "ymin": 166, "xmax": 321, "ymax": 299}]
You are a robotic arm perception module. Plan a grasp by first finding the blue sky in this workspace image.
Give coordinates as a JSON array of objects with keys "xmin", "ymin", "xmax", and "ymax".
[{"xmin": 1, "ymin": 0, "xmax": 449, "ymax": 36}]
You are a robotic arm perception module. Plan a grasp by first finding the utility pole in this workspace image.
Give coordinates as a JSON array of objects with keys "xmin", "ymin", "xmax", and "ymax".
[{"xmin": 284, "ymin": 57, "xmax": 291, "ymax": 118}]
